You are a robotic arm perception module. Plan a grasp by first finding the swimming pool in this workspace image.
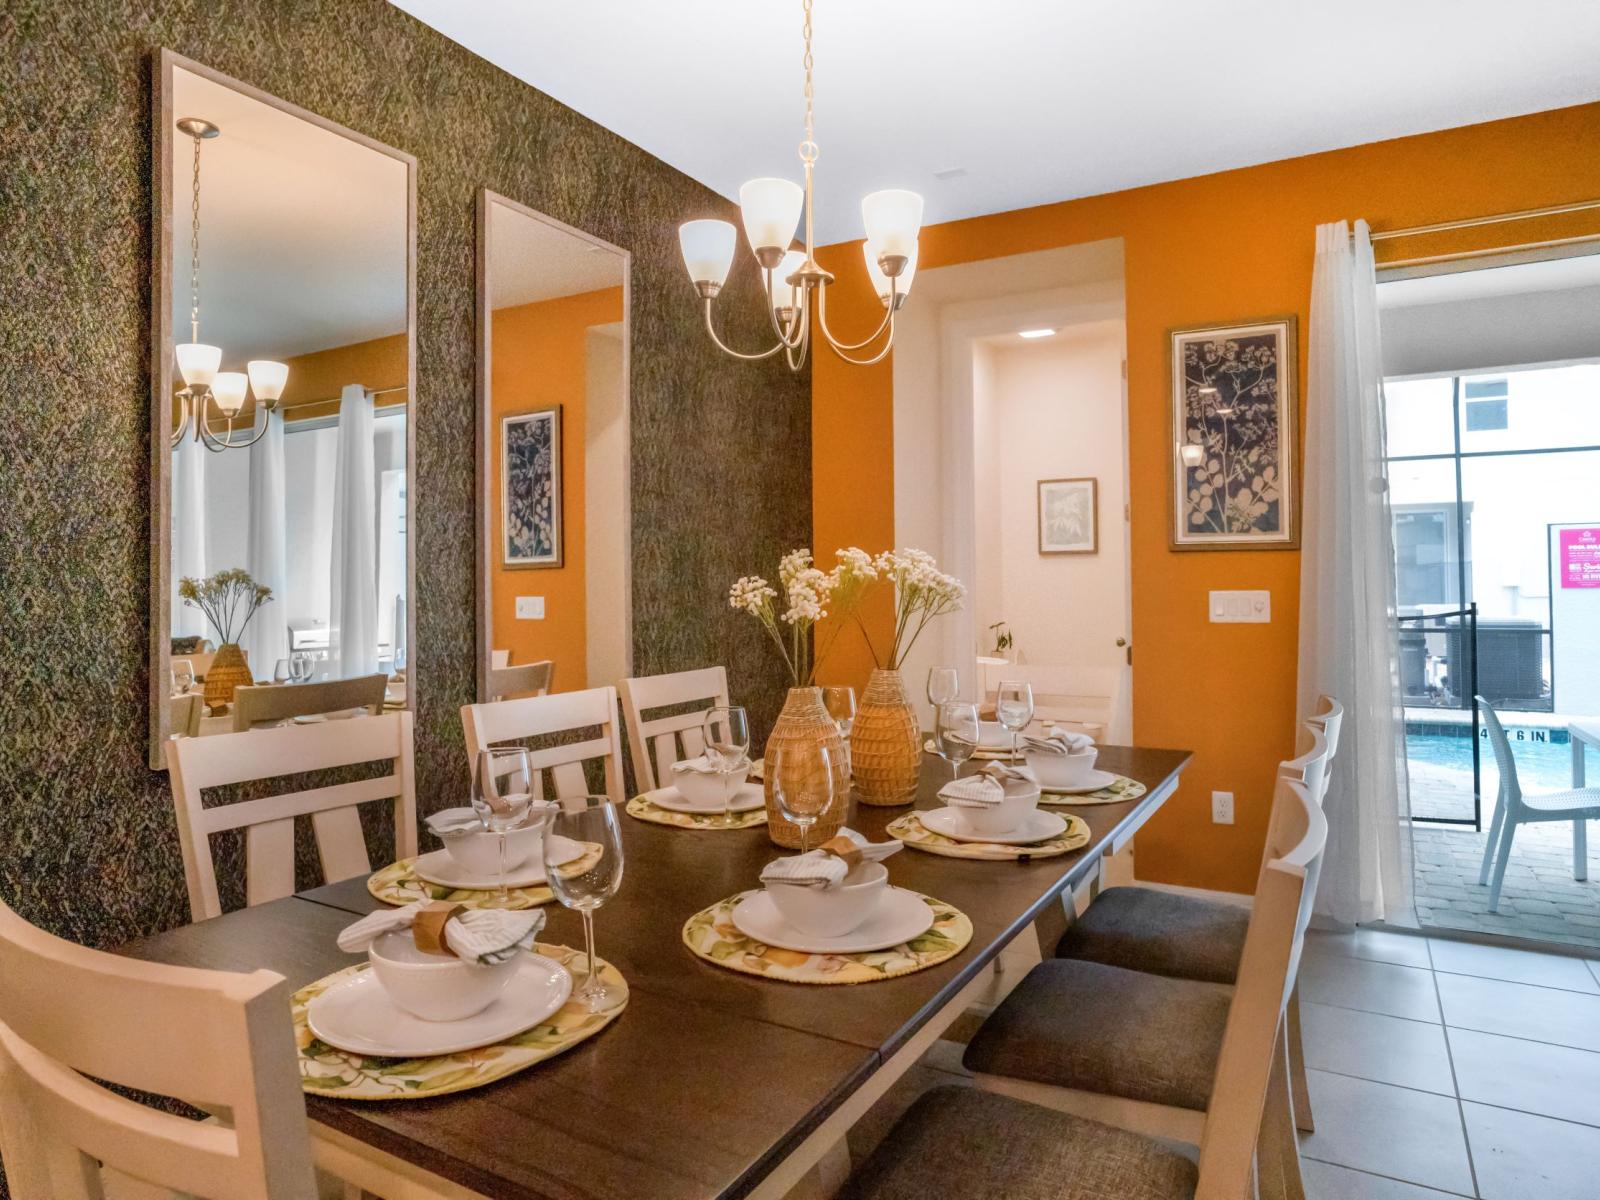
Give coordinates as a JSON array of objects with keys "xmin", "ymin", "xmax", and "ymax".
[{"xmin": 1406, "ymin": 727, "xmax": 1577, "ymax": 792}]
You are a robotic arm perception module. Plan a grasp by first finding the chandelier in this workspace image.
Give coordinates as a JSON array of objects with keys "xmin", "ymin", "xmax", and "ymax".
[
  {"xmin": 170, "ymin": 117, "xmax": 288, "ymax": 452},
  {"xmin": 678, "ymin": 0, "xmax": 923, "ymax": 371}
]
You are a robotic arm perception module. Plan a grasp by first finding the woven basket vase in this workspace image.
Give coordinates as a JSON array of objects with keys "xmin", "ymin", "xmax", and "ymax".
[
  {"xmin": 762, "ymin": 687, "xmax": 851, "ymax": 849},
  {"xmin": 202, "ymin": 642, "xmax": 253, "ymax": 715},
  {"xmin": 850, "ymin": 668, "xmax": 922, "ymax": 806}
]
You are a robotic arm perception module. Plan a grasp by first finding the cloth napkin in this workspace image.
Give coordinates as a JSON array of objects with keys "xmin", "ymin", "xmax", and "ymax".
[
  {"xmin": 337, "ymin": 901, "xmax": 546, "ymax": 965},
  {"xmin": 1021, "ymin": 726, "xmax": 1095, "ymax": 755},
  {"xmin": 759, "ymin": 828, "xmax": 903, "ymax": 890},
  {"xmin": 673, "ymin": 751, "xmax": 748, "ymax": 775},
  {"xmin": 939, "ymin": 762, "xmax": 1038, "ymax": 808},
  {"xmin": 425, "ymin": 809, "xmax": 485, "ymax": 837}
]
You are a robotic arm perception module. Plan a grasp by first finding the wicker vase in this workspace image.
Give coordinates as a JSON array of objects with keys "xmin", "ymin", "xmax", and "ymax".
[
  {"xmin": 202, "ymin": 642, "xmax": 252, "ymax": 715},
  {"xmin": 850, "ymin": 668, "xmax": 922, "ymax": 807},
  {"xmin": 762, "ymin": 687, "xmax": 851, "ymax": 849}
]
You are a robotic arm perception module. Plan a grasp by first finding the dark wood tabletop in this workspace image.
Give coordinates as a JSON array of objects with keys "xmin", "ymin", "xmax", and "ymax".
[{"xmin": 119, "ymin": 744, "xmax": 1190, "ymax": 1200}]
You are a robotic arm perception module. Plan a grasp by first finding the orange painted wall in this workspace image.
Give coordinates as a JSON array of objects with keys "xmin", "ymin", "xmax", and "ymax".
[
  {"xmin": 490, "ymin": 287, "xmax": 624, "ymax": 690},
  {"xmin": 814, "ymin": 102, "xmax": 1600, "ymax": 894}
]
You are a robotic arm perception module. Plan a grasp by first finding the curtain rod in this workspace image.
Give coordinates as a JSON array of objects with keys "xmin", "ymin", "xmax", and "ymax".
[
  {"xmin": 289, "ymin": 383, "xmax": 408, "ymax": 408},
  {"xmin": 1369, "ymin": 198, "xmax": 1600, "ymax": 243},
  {"xmin": 1377, "ymin": 232, "xmax": 1600, "ymax": 271}
]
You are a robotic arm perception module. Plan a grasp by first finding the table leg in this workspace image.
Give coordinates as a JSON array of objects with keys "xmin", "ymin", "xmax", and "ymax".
[
  {"xmin": 1576, "ymin": 733, "xmax": 1589, "ymax": 884},
  {"xmin": 1576, "ymin": 734, "xmax": 1587, "ymax": 789}
]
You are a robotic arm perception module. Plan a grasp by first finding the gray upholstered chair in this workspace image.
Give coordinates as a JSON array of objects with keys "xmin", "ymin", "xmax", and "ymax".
[
  {"xmin": 229, "ymin": 673, "xmax": 388, "ymax": 732},
  {"xmin": 845, "ymin": 774, "xmax": 1329, "ymax": 1200}
]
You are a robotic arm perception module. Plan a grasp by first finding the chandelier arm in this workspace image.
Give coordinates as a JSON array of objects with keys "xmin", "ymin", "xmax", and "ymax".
[
  {"xmin": 196, "ymin": 403, "xmax": 270, "ymax": 453},
  {"xmin": 703, "ymin": 298, "xmax": 788, "ymax": 361},
  {"xmin": 821, "ymin": 302, "xmax": 897, "ymax": 366},
  {"xmin": 783, "ymin": 301, "xmax": 812, "ymax": 372},
  {"xmin": 764, "ymin": 269, "xmax": 808, "ymax": 349},
  {"xmin": 170, "ymin": 393, "xmax": 193, "ymax": 449},
  {"xmin": 814, "ymin": 275, "xmax": 896, "ymax": 353}
]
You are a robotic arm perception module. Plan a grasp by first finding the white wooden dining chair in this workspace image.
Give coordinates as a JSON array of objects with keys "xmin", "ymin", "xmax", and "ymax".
[
  {"xmin": 170, "ymin": 693, "xmax": 204, "ymax": 739},
  {"xmin": 230, "ymin": 674, "xmax": 388, "ymax": 732},
  {"xmin": 1478, "ymin": 695, "xmax": 1600, "ymax": 912},
  {"xmin": 488, "ymin": 660, "xmax": 554, "ymax": 702},
  {"xmin": 617, "ymin": 666, "xmax": 731, "ymax": 792},
  {"xmin": 850, "ymin": 776, "xmax": 1327, "ymax": 1200},
  {"xmin": 0, "ymin": 896, "xmax": 317, "ymax": 1199},
  {"xmin": 166, "ymin": 711, "xmax": 418, "ymax": 922},
  {"xmin": 978, "ymin": 661, "xmax": 1127, "ymax": 743},
  {"xmin": 461, "ymin": 687, "xmax": 626, "ymax": 804}
]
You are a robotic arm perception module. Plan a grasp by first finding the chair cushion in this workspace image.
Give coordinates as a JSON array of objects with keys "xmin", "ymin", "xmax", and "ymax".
[
  {"xmin": 840, "ymin": 1085, "xmax": 1197, "ymax": 1200},
  {"xmin": 963, "ymin": 960, "xmax": 1231, "ymax": 1111},
  {"xmin": 1055, "ymin": 885, "xmax": 1250, "ymax": 984}
]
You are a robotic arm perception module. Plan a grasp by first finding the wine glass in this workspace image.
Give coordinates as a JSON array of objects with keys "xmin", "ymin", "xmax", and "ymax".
[
  {"xmin": 822, "ymin": 685, "xmax": 857, "ymax": 778},
  {"xmin": 927, "ymin": 667, "xmax": 959, "ymax": 709},
  {"xmin": 996, "ymin": 680, "xmax": 1036, "ymax": 761},
  {"xmin": 771, "ymin": 742, "xmax": 835, "ymax": 854},
  {"xmin": 470, "ymin": 747, "xmax": 537, "ymax": 902},
  {"xmin": 543, "ymin": 796, "xmax": 625, "ymax": 1012},
  {"xmin": 934, "ymin": 702, "xmax": 980, "ymax": 784},
  {"xmin": 171, "ymin": 663, "xmax": 195, "ymax": 696},
  {"xmin": 272, "ymin": 658, "xmax": 291, "ymax": 685},
  {"xmin": 702, "ymin": 705, "xmax": 751, "ymax": 827}
]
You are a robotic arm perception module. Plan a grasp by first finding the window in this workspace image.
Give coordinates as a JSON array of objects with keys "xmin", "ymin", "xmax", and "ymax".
[{"xmin": 1463, "ymin": 378, "xmax": 1508, "ymax": 432}]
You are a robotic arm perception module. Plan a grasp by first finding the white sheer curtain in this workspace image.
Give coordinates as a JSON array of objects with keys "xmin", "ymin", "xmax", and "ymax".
[
  {"xmin": 244, "ymin": 405, "xmax": 289, "ymax": 678},
  {"xmin": 171, "ymin": 434, "xmax": 208, "ymax": 640},
  {"xmin": 329, "ymin": 384, "xmax": 379, "ymax": 678},
  {"xmin": 1298, "ymin": 219, "xmax": 1413, "ymax": 926}
]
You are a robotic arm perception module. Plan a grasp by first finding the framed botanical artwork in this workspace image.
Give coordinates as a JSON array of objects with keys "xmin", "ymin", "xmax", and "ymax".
[
  {"xmin": 1038, "ymin": 477, "xmax": 1098, "ymax": 555},
  {"xmin": 501, "ymin": 405, "xmax": 563, "ymax": 569},
  {"xmin": 1168, "ymin": 317, "xmax": 1299, "ymax": 551}
]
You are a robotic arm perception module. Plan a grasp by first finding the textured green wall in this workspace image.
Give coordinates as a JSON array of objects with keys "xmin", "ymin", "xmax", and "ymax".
[{"xmin": 0, "ymin": 0, "xmax": 811, "ymax": 948}]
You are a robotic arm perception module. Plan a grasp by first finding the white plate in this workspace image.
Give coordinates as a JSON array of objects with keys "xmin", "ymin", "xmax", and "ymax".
[
  {"xmin": 1038, "ymin": 769, "xmax": 1119, "ymax": 795},
  {"xmin": 731, "ymin": 886, "xmax": 934, "ymax": 954},
  {"xmin": 649, "ymin": 782, "xmax": 765, "ymax": 815},
  {"xmin": 918, "ymin": 806, "xmax": 1069, "ymax": 846},
  {"xmin": 410, "ymin": 837, "xmax": 584, "ymax": 890},
  {"xmin": 307, "ymin": 952, "xmax": 571, "ymax": 1057}
]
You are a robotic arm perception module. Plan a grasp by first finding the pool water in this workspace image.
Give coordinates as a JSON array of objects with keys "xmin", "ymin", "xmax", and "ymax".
[{"xmin": 1406, "ymin": 728, "xmax": 1580, "ymax": 792}]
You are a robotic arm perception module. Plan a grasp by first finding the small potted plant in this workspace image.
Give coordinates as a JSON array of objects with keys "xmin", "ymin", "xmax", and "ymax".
[{"xmin": 178, "ymin": 568, "xmax": 273, "ymax": 713}]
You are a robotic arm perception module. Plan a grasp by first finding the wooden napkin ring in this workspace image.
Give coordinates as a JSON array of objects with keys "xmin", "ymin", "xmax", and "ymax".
[
  {"xmin": 818, "ymin": 836, "xmax": 863, "ymax": 870},
  {"xmin": 412, "ymin": 901, "xmax": 465, "ymax": 957}
]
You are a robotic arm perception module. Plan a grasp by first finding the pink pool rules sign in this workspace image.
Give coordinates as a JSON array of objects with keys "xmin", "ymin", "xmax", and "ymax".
[{"xmin": 1560, "ymin": 527, "xmax": 1600, "ymax": 588}]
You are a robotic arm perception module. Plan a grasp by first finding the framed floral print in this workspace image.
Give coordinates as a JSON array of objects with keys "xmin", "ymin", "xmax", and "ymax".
[
  {"xmin": 1038, "ymin": 478, "xmax": 1098, "ymax": 554},
  {"xmin": 1168, "ymin": 317, "xmax": 1298, "ymax": 551},
  {"xmin": 502, "ymin": 406, "xmax": 563, "ymax": 569}
]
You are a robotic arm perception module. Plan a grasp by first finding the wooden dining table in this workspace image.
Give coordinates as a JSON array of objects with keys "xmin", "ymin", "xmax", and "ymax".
[{"xmin": 117, "ymin": 744, "xmax": 1191, "ymax": 1200}]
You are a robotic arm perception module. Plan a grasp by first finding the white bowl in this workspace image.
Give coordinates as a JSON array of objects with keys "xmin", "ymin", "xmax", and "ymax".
[
  {"xmin": 951, "ymin": 784, "xmax": 1041, "ymax": 837},
  {"xmin": 765, "ymin": 861, "xmax": 888, "ymax": 938},
  {"xmin": 1024, "ymin": 746, "xmax": 1100, "ymax": 790},
  {"xmin": 671, "ymin": 763, "xmax": 750, "ymax": 808},
  {"xmin": 432, "ymin": 807, "xmax": 548, "ymax": 875},
  {"xmin": 367, "ymin": 931, "xmax": 521, "ymax": 1022}
]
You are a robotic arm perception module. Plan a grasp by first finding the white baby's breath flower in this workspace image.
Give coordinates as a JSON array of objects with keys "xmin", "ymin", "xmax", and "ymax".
[{"xmin": 728, "ymin": 575, "xmax": 776, "ymax": 615}]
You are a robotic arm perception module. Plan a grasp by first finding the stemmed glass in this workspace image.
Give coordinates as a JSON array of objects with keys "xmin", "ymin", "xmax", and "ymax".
[
  {"xmin": 771, "ymin": 742, "xmax": 835, "ymax": 854},
  {"xmin": 926, "ymin": 667, "xmax": 959, "ymax": 709},
  {"xmin": 171, "ymin": 664, "xmax": 195, "ymax": 696},
  {"xmin": 272, "ymin": 658, "xmax": 291, "ymax": 685},
  {"xmin": 290, "ymin": 652, "xmax": 313, "ymax": 683},
  {"xmin": 934, "ymin": 702, "xmax": 980, "ymax": 784},
  {"xmin": 996, "ymin": 680, "xmax": 1036, "ymax": 761},
  {"xmin": 702, "ymin": 705, "xmax": 751, "ymax": 827},
  {"xmin": 822, "ymin": 685, "xmax": 857, "ymax": 779},
  {"xmin": 543, "ymin": 796, "xmax": 625, "ymax": 1012},
  {"xmin": 470, "ymin": 747, "xmax": 536, "ymax": 903}
]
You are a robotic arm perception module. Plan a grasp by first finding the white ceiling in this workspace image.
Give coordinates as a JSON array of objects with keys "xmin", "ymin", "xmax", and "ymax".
[
  {"xmin": 1378, "ymin": 252, "xmax": 1600, "ymax": 308},
  {"xmin": 390, "ymin": 0, "xmax": 1600, "ymax": 245},
  {"xmin": 169, "ymin": 68, "xmax": 408, "ymax": 365},
  {"xmin": 488, "ymin": 200, "xmax": 625, "ymax": 309}
]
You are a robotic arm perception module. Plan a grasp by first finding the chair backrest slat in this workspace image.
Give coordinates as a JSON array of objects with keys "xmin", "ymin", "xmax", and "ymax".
[
  {"xmin": 488, "ymin": 660, "xmax": 554, "ymax": 702},
  {"xmin": 461, "ymin": 687, "xmax": 625, "ymax": 804},
  {"xmin": 1477, "ymin": 696, "xmax": 1523, "ymax": 806},
  {"xmin": 231, "ymin": 673, "xmax": 388, "ymax": 732},
  {"xmin": 618, "ymin": 667, "xmax": 730, "ymax": 791},
  {"xmin": 170, "ymin": 693, "xmax": 203, "ymax": 739},
  {"xmin": 0, "ymin": 898, "xmax": 316, "ymax": 1198},
  {"xmin": 166, "ymin": 711, "xmax": 417, "ymax": 921},
  {"xmin": 1195, "ymin": 777, "xmax": 1327, "ymax": 1199}
]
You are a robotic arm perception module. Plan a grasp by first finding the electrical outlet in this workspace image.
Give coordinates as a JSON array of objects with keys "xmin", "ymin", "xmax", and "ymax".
[
  {"xmin": 1211, "ymin": 791, "xmax": 1235, "ymax": 825},
  {"xmin": 515, "ymin": 596, "xmax": 545, "ymax": 620}
]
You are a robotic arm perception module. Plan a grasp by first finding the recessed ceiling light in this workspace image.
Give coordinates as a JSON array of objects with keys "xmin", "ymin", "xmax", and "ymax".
[{"xmin": 1017, "ymin": 328, "xmax": 1057, "ymax": 339}]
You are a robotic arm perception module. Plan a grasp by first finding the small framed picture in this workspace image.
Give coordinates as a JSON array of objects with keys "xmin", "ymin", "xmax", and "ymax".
[
  {"xmin": 501, "ymin": 406, "xmax": 563, "ymax": 569},
  {"xmin": 1038, "ymin": 478, "xmax": 1098, "ymax": 555}
]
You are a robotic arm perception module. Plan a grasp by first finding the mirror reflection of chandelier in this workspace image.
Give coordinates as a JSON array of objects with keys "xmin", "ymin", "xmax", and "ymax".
[
  {"xmin": 170, "ymin": 117, "xmax": 289, "ymax": 451},
  {"xmin": 678, "ymin": 0, "xmax": 923, "ymax": 372}
]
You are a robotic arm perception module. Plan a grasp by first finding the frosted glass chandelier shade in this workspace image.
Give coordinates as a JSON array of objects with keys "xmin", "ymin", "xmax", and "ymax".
[
  {"xmin": 863, "ymin": 240, "xmax": 918, "ymax": 303},
  {"xmin": 175, "ymin": 343, "xmax": 222, "ymax": 389},
  {"xmin": 210, "ymin": 371, "xmax": 248, "ymax": 417},
  {"xmin": 679, "ymin": 219, "xmax": 737, "ymax": 287},
  {"xmin": 738, "ymin": 177, "xmax": 804, "ymax": 256},
  {"xmin": 1179, "ymin": 442, "xmax": 1206, "ymax": 467},
  {"xmin": 861, "ymin": 189, "xmax": 924, "ymax": 259},
  {"xmin": 766, "ymin": 250, "xmax": 807, "ymax": 313},
  {"xmin": 246, "ymin": 359, "xmax": 289, "ymax": 403}
]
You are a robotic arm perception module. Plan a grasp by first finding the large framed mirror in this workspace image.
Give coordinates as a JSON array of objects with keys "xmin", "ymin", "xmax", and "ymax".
[
  {"xmin": 149, "ymin": 50, "xmax": 416, "ymax": 767},
  {"xmin": 476, "ymin": 192, "xmax": 631, "ymax": 702}
]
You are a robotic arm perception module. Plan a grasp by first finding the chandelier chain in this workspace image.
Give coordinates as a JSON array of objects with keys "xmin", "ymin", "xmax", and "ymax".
[
  {"xmin": 799, "ymin": 0, "xmax": 817, "ymax": 164},
  {"xmin": 189, "ymin": 130, "xmax": 202, "ymax": 344}
]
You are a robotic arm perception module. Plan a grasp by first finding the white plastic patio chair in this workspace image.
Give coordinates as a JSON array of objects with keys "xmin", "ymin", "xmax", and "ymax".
[{"xmin": 1478, "ymin": 695, "xmax": 1600, "ymax": 912}]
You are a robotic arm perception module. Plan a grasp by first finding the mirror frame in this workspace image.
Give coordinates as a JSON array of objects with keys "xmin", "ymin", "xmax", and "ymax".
[
  {"xmin": 474, "ymin": 190, "xmax": 633, "ymax": 703},
  {"xmin": 148, "ymin": 49, "xmax": 418, "ymax": 768}
]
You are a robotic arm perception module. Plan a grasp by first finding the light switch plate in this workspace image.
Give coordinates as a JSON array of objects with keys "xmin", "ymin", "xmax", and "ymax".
[
  {"xmin": 515, "ymin": 596, "xmax": 545, "ymax": 620},
  {"xmin": 1208, "ymin": 590, "xmax": 1271, "ymax": 623}
]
